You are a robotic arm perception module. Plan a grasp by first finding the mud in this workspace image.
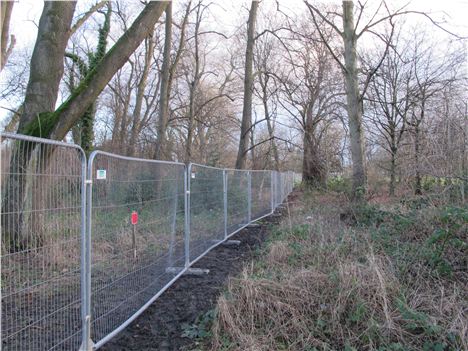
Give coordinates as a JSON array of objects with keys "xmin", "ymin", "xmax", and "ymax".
[{"xmin": 100, "ymin": 203, "xmax": 291, "ymax": 351}]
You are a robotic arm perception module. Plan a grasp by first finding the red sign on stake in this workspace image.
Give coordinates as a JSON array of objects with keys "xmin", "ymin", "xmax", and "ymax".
[{"xmin": 131, "ymin": 211, "xmax": 138, "ymax": 225}]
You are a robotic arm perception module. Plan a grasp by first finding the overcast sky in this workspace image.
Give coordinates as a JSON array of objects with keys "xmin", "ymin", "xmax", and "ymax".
[{"xmin": 7, "ymin": 0, "xmax": 468, "ymax": 50}]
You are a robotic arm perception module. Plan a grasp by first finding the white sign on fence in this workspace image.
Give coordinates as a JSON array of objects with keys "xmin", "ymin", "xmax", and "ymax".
[{"xmin": 97, "ymin": 169, "xmax": 107, "ymax": 180}]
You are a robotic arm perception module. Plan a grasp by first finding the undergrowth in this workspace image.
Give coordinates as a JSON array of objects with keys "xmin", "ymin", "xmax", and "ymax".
[{"xmin": 207, "ymin": 190, "xmax": 467, "ymax": 351}]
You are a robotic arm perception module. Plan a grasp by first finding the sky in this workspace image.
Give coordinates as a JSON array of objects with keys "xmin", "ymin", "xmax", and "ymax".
[
  {"xmin": 1, "ymin": 0, "xmax": 467, "ymax": 124},
  {"xmin": 7, "ymin": 0, "xmax": 468, "ymax": 46}
]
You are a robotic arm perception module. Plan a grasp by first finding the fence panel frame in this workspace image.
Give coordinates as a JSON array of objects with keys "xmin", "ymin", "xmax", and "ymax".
[
  {"xmin": 85, "ymin": 150, "xmax": 188, "ymax": 350},
  {"xmin": 0, "ymin": 132, "xmax": 88, "ymax": 351}
]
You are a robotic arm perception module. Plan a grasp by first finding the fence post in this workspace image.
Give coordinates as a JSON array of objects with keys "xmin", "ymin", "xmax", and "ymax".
[
  {"xmin": 270, "ymin": 171, "xmax": 274, "ymax": 212},
  {"xmin": 223, "ymin": 170, "xmax": 228, "ymax": 239},
  {"xmin": 79, "ymin": 152, "xmax": 89, "ymax": 351},
  {"xmin": 247, "ymin": 171, "xmax": 251, "ymax": 223},
  {"xmin": 80, "ymin": 152, "xmax": 95, "ymax": 351},
  {"xmin": 184, "ymin": 164, "xmax": 191, "ymax": 267}
]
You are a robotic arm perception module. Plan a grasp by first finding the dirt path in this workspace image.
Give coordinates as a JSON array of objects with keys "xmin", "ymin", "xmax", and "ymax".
[{"xmin": 100, "ymin": 203, "xmax": 291, "ymax": 351}]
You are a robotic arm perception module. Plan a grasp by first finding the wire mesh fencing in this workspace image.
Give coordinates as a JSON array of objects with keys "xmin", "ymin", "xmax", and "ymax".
[
  {"xmin": 250, "ymin": 170, "xmax": 273, "ymax": 220},
  {"xmin": 0, "ymin": 133, "xmax": 86, "ymax": 351},
  {"xmin": 187, "ymin": 164, "xmax": 225, "ymax": 264},
  {"xmin": 1, "ymin": 132, "xmax": 295, "ymax": 350},
  {"xmin": 87, "ymin": 152, "xmax": 186, "ymax": 348},
  {"xmin": 225, "ymin": 170, "xmax": 249, "ymax": 234}
]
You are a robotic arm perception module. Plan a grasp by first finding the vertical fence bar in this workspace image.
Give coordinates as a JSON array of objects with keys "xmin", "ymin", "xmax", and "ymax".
[
  {"xmin": 80, "ymin": 155, "xmax": 87, "ymax": 350},
  {"xmin": 247, "ymin": 171, "xmax": 251, "ymax": 223},
  {"xmin": 81, "ymin": 152, "xmax": 96, "ymax": 351},
  {"xmin": 270, "ymin": 171, "xmax": 274, "ymax": 212},
  {"xmin": 223, "ymin": 169, "xmax": 228, "ymax": 239},
  {"xmin": 185, "ymin": 164, "xmax": 191, "ymax": 267}
]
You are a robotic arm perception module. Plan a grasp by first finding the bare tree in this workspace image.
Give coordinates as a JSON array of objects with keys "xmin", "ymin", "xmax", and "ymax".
[
  {"xmin": 305, "ymin": 1, "xmax": 419, "ymax": 198},
  {"xmin": 17, "ymin": 1, "xmax": 169, "ymax": 141},
  {"xmin": 155, "ymin": 1, "xmax": 191, "ymax": 160},
  {"xmin": 407, "ymin": 37, "xmax": 464, "ymax": 194},
  {"xmin": 236, "ymin": 0, "xmax": 259, "ymax": 169},
  {"xmin": 0, "ymin": 0, "xmax": 15, "ymax": 71},
  {"xmin": 365, "ymin": 29, "xmax": 415, "ymax": 195},
  {"xmin": 271, "ymin": 15, "xmax": 343, "ymax": 187},
  {"xmin": 127, "ymin": 34, "xmax": 155, "ymax": 157},
  {"xmin": 253, "ymin": 30, "xmax": 281, "ymax": 171}
]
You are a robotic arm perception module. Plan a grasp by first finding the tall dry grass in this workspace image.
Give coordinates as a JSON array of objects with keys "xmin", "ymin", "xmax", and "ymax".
[{"xmin": 210, "ymin": 190, "xmax": 467, "ymax": 350}]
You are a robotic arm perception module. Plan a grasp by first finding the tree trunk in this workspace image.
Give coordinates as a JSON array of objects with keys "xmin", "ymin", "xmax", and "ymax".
[
  {"xmin": 342, "ymin": 0, "xmax": 367, "ymax": 199},
  {"xmin": 155, "ymin": 3, "xmax": 172, "ymax": 160},
  {"xmin": 462, "ymin": 103, "xmax": 467, "ymax": 202},
  {"xmin": 185, "ymin": 83, "xmax": 196, "ymax": 162},
  {"xmin": 128, "ymin": 35, "xmax": 154, "ymax": 157},
  {"xmin": 80, "ymin": 3, "xmax": 112, "ymax": 155},
  {"xmin": 389, "ymin": 148, "xmax": 396, "ymax": 196},
  {"xmin": 185, "ymin": 3, "xmax": 201, "ymax": 163},
  {"xmin": 414, "ymin": 123, "xmax": 422, "ymax": 195},
  {"xmin": 250, "ymin": 124, "xmax": 256, "ymax": 168},
  {"xmin": 17, "ymin": 2, "xmax": 76, "ymax": 134},
  {"xmin": 2, "ymin": 2, "xmax": 76, "ymax": 252},
  {"xmin": 302, "ymin": 127, "xmax": 325, "ymax": 187},
  {"xmin": 0, "ymin": 0, "xmax": 15, "ymax": 71},
  {"xmin": 261, "ymin": 79, "xmax": 280, "ymax": 171},
  {"xmin": 235, "ymin": 0, "xmax": 258, "ymax": 169}
]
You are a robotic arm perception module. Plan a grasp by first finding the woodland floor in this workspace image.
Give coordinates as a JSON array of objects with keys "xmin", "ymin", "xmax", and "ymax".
[{"xmin": 100, "ymin": 195, "xmax": 295, "ymax": 351}]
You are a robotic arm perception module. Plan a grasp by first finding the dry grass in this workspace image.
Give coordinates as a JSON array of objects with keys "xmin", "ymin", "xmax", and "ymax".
[{"xmin": 210, "ymin": 190, "xmax": 467, "ymax": 351}]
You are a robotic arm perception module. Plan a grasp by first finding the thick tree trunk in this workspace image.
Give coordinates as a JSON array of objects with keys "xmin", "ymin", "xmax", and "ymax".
[
  {"xmin": 235, "ymin": 1, "xmax": 258, "ymax": 169},
  {"xmin": 17, "ymin": 2, "xmax": 76, "ymax": 134},
  {"xmin": 155, "ymin": 3, "xmax": 172, "ymax": 160},
  {"xmin": 302, "ymin": 128, "xmax": 325, "ymax": 187},
  {"xmin": 80, "ymin": 106, "xmax": 94, "ymax": 155},
  {"xmin": 2, "ymin": 2, "xmax": 76, "ymax": 252},
  {"xmin": 342, "ymin": 1, "xmax": 367, "ymax": 199},
  {"xmin": 80, "ymin": 3, "xmax": 111, "ymax": 155}
]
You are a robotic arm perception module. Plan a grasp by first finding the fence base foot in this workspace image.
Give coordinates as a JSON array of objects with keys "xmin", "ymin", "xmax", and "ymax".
[
  {"xmin": 222, "ymin": 240, "xmax": 241, "ymax": 246},
  {"xmin": 79, "ymin": 339, "xmax": 94, "ymax": 351},
  {"xmin": 247, "ymin": 223, "xmax": 260, "ymax": 227},
  {"xmin": 185, "ymin": 268, "xmax": 210, "ymax": 275},
  {"xmin": 166, "ymin": 267, "xmax": 210, "ymax": 275}
]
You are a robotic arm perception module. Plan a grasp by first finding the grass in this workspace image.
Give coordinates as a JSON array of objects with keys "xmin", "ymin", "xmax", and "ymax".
[{"xmin": 205, "ymin": 189, "xmax": 467, "ymax": 351}]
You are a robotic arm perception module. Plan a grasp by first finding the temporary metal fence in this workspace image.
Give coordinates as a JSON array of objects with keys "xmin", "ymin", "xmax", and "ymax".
[
  {"xmin": 0, "ymin": 133, "xmax": 86, "ymax": 351},
  {"xmin": 1, "ymin": 133, "xmax": 295, "ymax": 350}
]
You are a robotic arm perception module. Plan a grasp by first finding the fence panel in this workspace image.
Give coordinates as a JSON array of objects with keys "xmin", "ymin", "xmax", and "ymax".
[
  {"xmin": 225, "ymin": 169, "xmax": 249, "ymax": 234},
  {"xmin": 250, "ymin": 171, "xmax": 272, "ymax": 220},
  {"xmin": 0, "ymin": 133, "xmax": 86, "ymax": 351},
  {"xmin": 87, "ymin": 152, "xmax": 186, "ymax": 348},
  {"xmin": 272, "ymin": 171, "xmax": 281, "ymax": 207},
  {"xmin": 187, "ymin": 164, "xmax": 224, "ymax": 263},
  {"xmin": 1, "ymin": 132, "xmax": 296, "ymax": 351}
]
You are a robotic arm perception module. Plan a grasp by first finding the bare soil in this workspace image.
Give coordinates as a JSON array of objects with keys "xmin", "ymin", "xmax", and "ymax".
[{"xmin": 100, "ymin": 202, "xmax": 291, "ymax": 351}]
